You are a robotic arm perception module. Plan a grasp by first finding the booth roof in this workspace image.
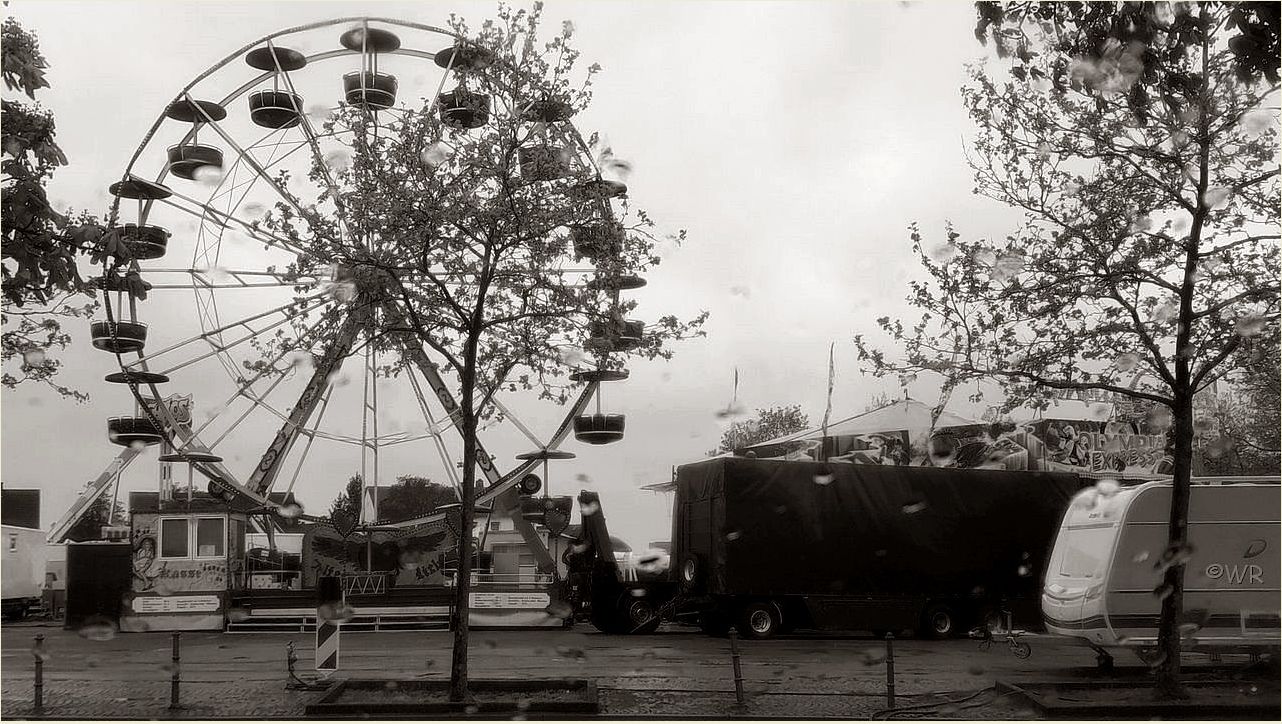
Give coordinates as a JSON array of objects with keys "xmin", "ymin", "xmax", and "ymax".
[
  {"xmin": 1008, "ymin": 398, "xmax": 1115, "ymax": 424},
  {"xmin": 743, "ymin": 398, "xmax": 984, "ymax": 450}
]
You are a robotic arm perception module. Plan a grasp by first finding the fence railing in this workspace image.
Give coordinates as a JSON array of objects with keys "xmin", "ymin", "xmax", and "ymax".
[
  {"xmin": 441, "ymin": 570, "xmax": 554, "ymax": 587},
  {"xmin": 232, "ymin": 570, "xmax": 303, "ymax": 591}
]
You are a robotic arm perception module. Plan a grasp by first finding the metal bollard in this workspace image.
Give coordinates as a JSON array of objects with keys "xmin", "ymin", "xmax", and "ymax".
[
  {"xmin": 169, "ymin": 632, "xmax": 181, "ymax": 710},
  {"xmin": 33, "ymin": 634, "xmax": 45, "ymax": 711},
  {"xmin": 884, "ymin": 632, "xmax": 896, "ymax": 709},
  {"xmin": 728, "ymin": 628, "xmax": 745, "ymax": 706}
]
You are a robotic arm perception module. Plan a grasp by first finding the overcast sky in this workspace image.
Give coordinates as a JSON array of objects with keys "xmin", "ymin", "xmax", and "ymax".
[{"xmin": 2, "ymin": 0, "xmax": 1025, "ymax": 549}]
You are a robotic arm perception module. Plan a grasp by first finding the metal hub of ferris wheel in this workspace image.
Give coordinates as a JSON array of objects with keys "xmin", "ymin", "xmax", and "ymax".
[{"xmin": 56, "ymin": 17, "xmax": 650, "ymax": 543}]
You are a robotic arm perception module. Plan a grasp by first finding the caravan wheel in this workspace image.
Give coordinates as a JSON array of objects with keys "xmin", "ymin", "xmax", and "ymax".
[
  {"xmin": 739, "ymin": 601, "xmax": 781, "ymax": 639},
  {"xmin": 920, "ymin": 603, "xmax": 958, "ymax": 639}
]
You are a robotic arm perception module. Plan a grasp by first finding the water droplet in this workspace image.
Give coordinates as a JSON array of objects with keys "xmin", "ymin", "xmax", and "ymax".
[
  {"xmin": 773, "ymin": 505, "xmax": 789, "ymax": 515},
  {"xmin": 967, "ymin": 664, "xmax": 986, "ymax": 676},
  {"xmin": 226, "ymin": 607, "xmax": 251, "ymax": 623},
  {"xmin": 629, "ymin": 588, "xmax": 647, "ymax": 598},
  {"xmin": 990, "ymin": 253, "xmax": 1024, "ymax": 282},
  {"xmin": 239, "ymin": 202, "xmax": 267, "ymax": 221},
  {"xmin": 579, "ymin": 500, "xmax": 600, "ymax": 517},
  {"xmin": 972, "ymin": 249, "xmax": 997, "ymax": 268},
  {"xmin": 544, "ymin": 600, "xmax": 572, "ymax": 619},
  {"xmin": 1095, "ymin": 479, "xmax": 1120, "ymax": 497},
  {"xmin": 327, "ymin": 371, "xmax": 351, "ymax": 388},
  {"xmin": 77, "ymin": 617, "xmax": 118, "ymax": 641},
  {"xmin": 22, "ymin": 349, "xmax": 46, "ymax": 366},
  {"xmin": 555, "ymin": 646, "xmax": 587, "ymax": 660},
  {"xmin": 725, "ymin": 530, "xmax": 742, "ymax": 541},
  {"xmin": 812, "ymin": 472, "xmax": 835, "ymax": 486},
  {"xmin": 516, "ymin": 698, "xmax": 531, "ymax": 712},
  {"xmin": 1193, "ymin": 417, "xmax": 1214, "ymax": 434},
  {"xmin": 277, "ymin": 503, "xmax": 304, "ymax": 519},
  {"xmin": 928, "ymin": 241, "xmax": 959, "ymax": 263},
  {"xmin": 860, "ymin": 648, "xmax": 887, "ymax": 666},
  {"xmin": 635, "ymin": 549, "xmax": 669, "ymax": 574},
  {"xmin": 420, "ymin": 141, "xmax": 453, "ymax": 168},
  {"xmin": 153, "ymin": 580, "xmax": 174, "ymax": 597},
  {"xmin": 1035, "ymin": 142, "xmax": 1052, "ymax": 160},
  {"xmin": 465, "ymin": 705, "xmax": 480, "ymax": 715},
  {"xmin": 1234, "ymin": 314, "xmax": 1267, "ymax": 337},
  {"xmin": 1151, "ymin": 583, "xmax": 1174, "ymax": 600},
  {"xmin": 575, "ymin": 473, "xmax": 591, "ymax": 483},
  {"xmin": 1073, "ymin": 490, "xmax": 1100, "ymax": 510},
  {"xmin": 287, "ymin": 350, "xmax": 315, "ymax": 371},
  {"xmin": 729, "ymin": 285, "xmax": 751, "ymax": 299},
  {"xmin": 1150, "ymin": 299, "xmax": 1179, "ymax": 324},
  {"xmin": 1114, "ymin": 352, "xmax": 1141, "ymax": 372},
  {"xmin": 324, "ymin": 150, "xmax": 352, "ymax": 173},
  {"xmin": 31, "ymin": 641, "xmax": 51, "ymax": 662},
  {"xmin": 317, "ymin": 602, "xmax": 356, "ymax": 623},
  {"xmin": 714, "ymin": 403, "xmax": 748, "ymax": 421},
  {"xmin": 1062, "ymin": 180, "xmax": 1081, "ymax": 195},
  {"xmin": 306, "ymin": 104, "xmax": 332, "ymax": 123},
  {"xmin": 160, "ymin": 662, "xmax": 181, "ymax": 676},
  {"xmin": 557, "ymin": 347, "xmax": 587, "ymax": 366},
  {"xmin": 193, "ymin": 165, "xmax": 224, "ymax": 187},
  {"xmin": 130, "ymin": 439, "xmax": 149, "ymax": 451},
  {"xmin": 1017, "ymin": 564, "xmax": 1032, "ymax": 577},
  {"xmin": 1202, "ymin": 186, "xmax": 1231, "ymax": 209},
  {"xmin": 875, "ymin": 549, "xmax": 888, "ymax": 557},
  {"xmin": 901, "ymin": 501, "xmax": 928, "ymax": 515},
  {"xmin": 327, "ymin": 280, "xmax": 357, "ymax": 303}
]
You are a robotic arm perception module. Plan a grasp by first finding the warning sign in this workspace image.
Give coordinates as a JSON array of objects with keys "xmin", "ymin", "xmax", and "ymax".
[
  {"xmin": 132, "ymin": 595, "xmax": 221, "ymax": 614},
  {"xmin": 470, "ymin": 592, "xmax": 550, "ymax": 609}
]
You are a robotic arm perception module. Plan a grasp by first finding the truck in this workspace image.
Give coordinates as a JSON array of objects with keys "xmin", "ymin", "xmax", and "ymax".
[
  {"xmin": 2, "ymin": 524, "xmax": 48, "ymax": 621},
  {"xmin": 567, "ymin": 457, "xmax": 1087, "ymax": 638},
  {"xmin": 1043, "ymin": 478, "xmax": 1280, "ymax": 668}
]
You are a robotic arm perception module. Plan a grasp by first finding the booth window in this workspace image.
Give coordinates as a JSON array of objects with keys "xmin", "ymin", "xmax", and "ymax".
[
  {"xmin": 159, "ymin": 517, "xmax": 225, "ymax": 559},
  {"xmin": 196, "ymin": 518, "xmax": 225, "ymax": 558},
  {"xmin": 160, "ymin": 519, "xmax": 190, "ymax": 558}
]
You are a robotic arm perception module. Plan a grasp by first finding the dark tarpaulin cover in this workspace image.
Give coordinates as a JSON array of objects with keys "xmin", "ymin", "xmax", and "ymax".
[{"xmin": 671, "ymin": 458, "xmax": 1085, "ymax": 598}]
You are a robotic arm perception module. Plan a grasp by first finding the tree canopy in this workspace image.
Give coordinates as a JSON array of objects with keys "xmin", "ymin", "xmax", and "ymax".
[
  {"xmin": 1, "ymin": 18, "xmax": 103, "ymax": 400},
  {"xmin": 858, "ymin": 1, "xmax": 1278, "ymax": 695},
  {"xmin": 249, "ymin": 5, "xmax": 705, "ymax": 700},
  {"xmin": 714, "ymin": 404, "xmax": 810, "ymax": 454}
]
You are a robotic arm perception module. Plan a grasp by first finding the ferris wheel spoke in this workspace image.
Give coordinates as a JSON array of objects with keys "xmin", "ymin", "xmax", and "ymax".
[
  {"xmin": 359, "ymin": 339, "xmax": 381, "ymax": 522},
  {"xmin": 263, "ymin": 39, "xmax": 359, "ymax": 246},
  {"xmin": 182, "ymin": 309, "xmax": 333, "ymax": 444},
  {"xmin": 123, "ymin": 292, "xmax": 329, "ymax": 374},
  {"xmin": 282, "ymin": 382, "xmax": 336, "ymax": 495},
  {"xmin": 490, "ymin": 396, "xmax": 547, "ymax": 450},
  {"xmin": 206, "ymin": 366, "xmax": 293, "ymax": 449},
  {"xmin": 155, "ymin": 188, "xmax": 310, "ymax": 258},
  {"xmin": 183, "ymin": 92, "xmax": 340, "ymax": 250},
  {"xmin": 142, "ymin": 267, "xmax": 322, "ymax": 290},
  {"xmin": 246, "ymin": 308, "xmax": 365, "ymax": 495},
  {"xmin": 406, "ymin": 361, "xmax": 462, "ymax": 493}
]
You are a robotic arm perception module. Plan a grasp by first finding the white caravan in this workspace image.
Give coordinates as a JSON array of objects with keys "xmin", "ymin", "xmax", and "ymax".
[{"xmin": 1042, "ymin": 478, "xmax": 1279, "ymax": 665}]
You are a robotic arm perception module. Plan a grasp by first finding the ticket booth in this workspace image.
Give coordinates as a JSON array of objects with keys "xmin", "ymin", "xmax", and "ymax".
[{"xmin": 119, "ymin": 492, "xmax": 246, "ymax": 632}]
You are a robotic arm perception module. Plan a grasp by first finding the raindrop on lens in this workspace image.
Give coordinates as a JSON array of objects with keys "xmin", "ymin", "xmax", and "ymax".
[
  {"xmin": 324, "ymin": 150, "xmax": 352, "ymax": 172},
  {"xmin": 1095, "ymin": 479, "xmax": 1120, "ymax": 497},
  {"xmin": 77, "ymin": 617, "xmax": 118, "ymax": 641},
  {"xmin": 278, "ymin": 503, "xmax": 304, "ymax": 519},
  {"xmin": 729, "ymin": 285, "xmax": 751, "ymax": 299},
  {"xmin": 714, "ymin": 403, "xmax": 748, "ymax": 421},
  {"xmin": 902, "ymin": 501, "xmax": 928, "ymax": 515},
  {"xmin": 1234, "ymin": 315, "xmax": 1267, "ymax": 337},
  {"xmin": 1114, "ymin": 352, "xmax": 1141, "ymax": 372},
  {"xmin": 1193, "ymin": 418, "xmax": 1214, "ymax": 434},
  {"xmin": 928, "ymin": 242, "xmax": 959, "ymax": 263},
  {"xmin": 812, "ymin": 471, "xmax": 835, "ymax": 486},
  {"xmin": 420, "ymin": 141, "xmax": 453, "ymax": 168},
  {"xmin": 1152, "ymin": 583, "xmax": 1174, "ymax": 600},
  {"xmin": 226, "ymin": 607, "xmax": 250, "ymax": 623},
  {"xmin": 239, "ymin": 202, "xmax": 267, "ymax": 221},
  {"xmin": 193, "ymin": 165, "xmax": 224, "ymax": 187},
  {"xmin": 22, "ymin": 349, "xmax": 46, "ymax": 366},
  {"xmin": 1202, "ymin": 187, "xmax": 1230, "ymax": 209},
  {"xmin": 725, "ymin": 530, "xmax": 742, "ymax": 541},
  {"xmin": 544, "ymin": 600, "xmax": 572, "ymax": 619},
  {"xmin": 860, "ymin": 648, "xmax": 886, "ymax": 666},
  {"xmin": 579, "ymin": 500, "xmax": 601, "ymax": 517},
  {"xmin": 306, "ymin": 104, "xmax": 331, "ymax": 123}
]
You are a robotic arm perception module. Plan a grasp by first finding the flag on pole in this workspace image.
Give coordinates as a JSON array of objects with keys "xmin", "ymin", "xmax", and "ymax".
[{"xmin": 821, "ymin": 343, "xmax": 835, "ymax": 438}]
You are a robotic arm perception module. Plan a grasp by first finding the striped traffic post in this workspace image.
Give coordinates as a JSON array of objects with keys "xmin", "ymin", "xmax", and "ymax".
[
  {"xmin": 315, "ymin": 619, "xmax": 339, "ymax": 671},
  {"xmin": 316, "ymin": 575, "xmax": 341, "ymax": 672}
]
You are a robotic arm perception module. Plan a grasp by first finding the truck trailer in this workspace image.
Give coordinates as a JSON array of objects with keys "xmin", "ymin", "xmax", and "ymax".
[
  {"xmin": 2, "ymin": 524, "xmax": 48, "ymax": 621},
  {"xmin": 568, "ymin": 457, "xmax": 1087, "ymax": 638}
]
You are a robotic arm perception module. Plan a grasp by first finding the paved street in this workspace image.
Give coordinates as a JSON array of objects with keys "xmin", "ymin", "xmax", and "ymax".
[{"xmin": 3, "ymin": 621, "xmax": 1271, "ymax": 719}]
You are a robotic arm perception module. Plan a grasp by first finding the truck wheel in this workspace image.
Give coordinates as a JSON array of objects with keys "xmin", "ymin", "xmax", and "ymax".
[
  {"xmin": 920, "ymin": 603, "xmax": 958, "ymax": 639},
  {"xmin": 739, "ymin": 601, "xmax": 781, "ymax": 639},
  {"xmin": 620, "ymin": 597, "xmax": 661, "ymax": 634}
]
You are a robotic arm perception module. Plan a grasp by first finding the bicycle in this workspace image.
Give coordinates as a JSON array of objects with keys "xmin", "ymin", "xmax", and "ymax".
[{"xmin": 968, "ymin": 605, "xmax": 1032, "ymax": 659}]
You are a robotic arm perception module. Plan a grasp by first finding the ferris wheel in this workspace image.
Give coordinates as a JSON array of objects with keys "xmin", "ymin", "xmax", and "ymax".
[{"xmin": 85, "ymin": 17, "xmax": 648, "ymax": 535}]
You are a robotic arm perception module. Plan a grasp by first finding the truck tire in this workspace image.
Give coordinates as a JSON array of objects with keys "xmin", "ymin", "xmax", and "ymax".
[
  {"xmin": 620, "ymin": 596, "xmax": 661, "ymax": 635},
  {"xmin": 920, "ymin": 602, "xmax": 958, "ymax": 639},
  {"xmin": 739, "ymin": 601, "xmax": 781, "ymax": 639}
]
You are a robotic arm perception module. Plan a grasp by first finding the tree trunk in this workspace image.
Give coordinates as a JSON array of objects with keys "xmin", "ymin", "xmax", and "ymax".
[
  {"xmin": 1155, "ymin": 397, "xmax": 1194, "ymax": 699},
  {"xmin": 449, "ymin": 356, "xmax": 479, "ymax": 702}
]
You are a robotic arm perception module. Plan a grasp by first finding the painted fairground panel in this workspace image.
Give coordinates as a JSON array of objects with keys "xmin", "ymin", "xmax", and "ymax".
[
  {"xmin": 121, "ymin": 509, "xmax": 246, "ymax": 632},
  {"xmin": 301, "ymin": 518, "xmax": 455, "ymax": 588}
]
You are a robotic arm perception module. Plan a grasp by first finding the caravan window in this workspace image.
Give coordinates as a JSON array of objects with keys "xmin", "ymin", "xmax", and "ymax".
[
  {"xmin": 1058, "ymin": 524, "xmax": 1112, "ymax": 578},
  {"xmin": 160, "ymin": 519, "xmax": 190, "ymax": 558}
]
